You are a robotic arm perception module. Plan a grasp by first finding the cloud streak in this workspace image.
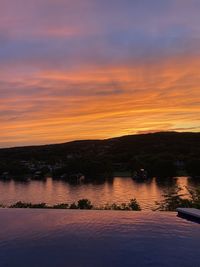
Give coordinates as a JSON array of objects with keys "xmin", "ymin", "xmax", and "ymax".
[{"xmin": 0, "ymin": 0, "xmax": 199, "ymax": 147}]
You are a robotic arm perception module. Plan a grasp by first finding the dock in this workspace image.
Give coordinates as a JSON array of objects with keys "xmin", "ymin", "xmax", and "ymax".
[{"xmin": 177, "ymin": 208, "xmax": 200, "ymax": 223}]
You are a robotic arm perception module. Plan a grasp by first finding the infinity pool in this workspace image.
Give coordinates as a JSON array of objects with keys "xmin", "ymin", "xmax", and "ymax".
[{"xmin": 0, "ymin": 209, "xmax": 199, "ymax": 267}]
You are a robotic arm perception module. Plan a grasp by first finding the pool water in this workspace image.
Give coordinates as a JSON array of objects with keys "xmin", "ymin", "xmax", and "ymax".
[{"xmin": 0, "ymin": 209, "xmax": 199, "ymax": 267}]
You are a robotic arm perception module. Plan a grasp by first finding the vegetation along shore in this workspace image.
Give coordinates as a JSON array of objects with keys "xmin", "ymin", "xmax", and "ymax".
[{"xmin": 1, "ymin": 186, "xmax": 200, "ymax": 211}]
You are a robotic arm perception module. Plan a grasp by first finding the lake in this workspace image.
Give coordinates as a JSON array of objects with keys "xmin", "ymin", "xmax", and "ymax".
[{"xmin": 0, "ymin": 176, "xmax": 199, "ymax": 210}]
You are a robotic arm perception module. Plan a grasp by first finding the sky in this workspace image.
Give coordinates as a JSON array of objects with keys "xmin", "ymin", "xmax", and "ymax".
[{"xmin": 0, "ymin": 0, "xmax": 200, "ymax": 148}]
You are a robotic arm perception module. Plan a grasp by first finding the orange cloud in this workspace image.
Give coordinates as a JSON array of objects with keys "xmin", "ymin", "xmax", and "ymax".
[{"xmin": 0, "ymin": 54, "xmax": 199, "ymax": 147}]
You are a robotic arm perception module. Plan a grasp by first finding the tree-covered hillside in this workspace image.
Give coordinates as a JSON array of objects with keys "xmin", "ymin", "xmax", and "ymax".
[{"xmin": 0, "ymin": 132, "xmax": 200, "ymax": 180}]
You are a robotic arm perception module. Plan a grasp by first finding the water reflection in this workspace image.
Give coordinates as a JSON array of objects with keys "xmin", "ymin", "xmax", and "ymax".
[
  {"xmin": 155, "ymin": 177, "xmax": 177, "ymax": 188},
  {"xmin": 0, "ymin": 209, "xmax": 200, "ymax": 267},
  {"xmin": 188, "ymin": 176, "xmax": 200, "ymax": 188},
  {"xmin": 0, "ymin": 177, "xmax": 199, "ymax": 210}
]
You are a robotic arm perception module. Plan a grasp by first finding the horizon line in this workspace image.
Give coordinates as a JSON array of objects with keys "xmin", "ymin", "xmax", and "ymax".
[{"xmin": 1, "ymin": 131, "xmax": 200, "ymax": 150}]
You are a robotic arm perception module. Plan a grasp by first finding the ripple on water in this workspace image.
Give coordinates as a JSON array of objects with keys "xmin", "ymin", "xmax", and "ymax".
[{"xmin": 0, "ymin": 209, "xmax": 199, "ymax": 267}]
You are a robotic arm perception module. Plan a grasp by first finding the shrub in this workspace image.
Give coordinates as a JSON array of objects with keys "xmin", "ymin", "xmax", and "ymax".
[
  {"xmin": 100, "ymin": 199, "xmax": 141, "ymax": 211},
  {"xmin": 69, "ymin": 202, "xmax": 78, "ymax": 209},
  {"xmin": 128, "ymin": 198, "xmax": 141, "ymax": 211},
  {"xmin": 9, "ymin": 201, "xmax": 47, "ymax": 209},
  {"xmin": 155, "ymin": 186, "xmax": 200, "ymax": 211},
  {"xmin": 7, "ymin": 198, "xmax": 142, "ymax": 211},
  {"xmin": 53, "ymin": 203, "xmax": 69, "ymax": 209},
  {"xmin": 77, "ymin": 199, "xmax": 93, "ymax": 209}
]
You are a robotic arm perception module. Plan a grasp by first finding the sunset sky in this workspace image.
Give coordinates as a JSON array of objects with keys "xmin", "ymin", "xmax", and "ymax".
[{"xmin": 0, "ymin": 0, "xmax": 200, "ymax": 148}]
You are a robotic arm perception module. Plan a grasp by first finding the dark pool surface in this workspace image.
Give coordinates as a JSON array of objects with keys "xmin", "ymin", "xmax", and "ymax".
[{"xmin": 0, "ymin": 209, "xmax": 199, "ymax": 267}]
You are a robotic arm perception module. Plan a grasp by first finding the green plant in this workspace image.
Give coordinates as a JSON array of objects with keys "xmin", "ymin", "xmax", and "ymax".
[
  {"xmin": 155, "ymin": 186, "xmax": 200, "ymax": 211},
  {"xmin": 128, "ymin": 198, "xmax": 141, "ymax": 211},
  {"xmin": 53, "ymin": 203, "xmax": 69, "ymax": 209},
  {"xmin": 9, "ymin": 201, "xmax": 48, "ymax": 209},
  {"xmin": 77, "ymin": 199, "xmax": 93, "ymax": 209}
]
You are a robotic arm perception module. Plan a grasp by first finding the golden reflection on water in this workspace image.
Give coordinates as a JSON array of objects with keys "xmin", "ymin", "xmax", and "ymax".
[
  {"xmin": 176, "ymin": 176, "xmax": 189, "ymax": 196},
  {"xmin": 0, "ymin": 177, "xmax": 197, "ymax": 210}
]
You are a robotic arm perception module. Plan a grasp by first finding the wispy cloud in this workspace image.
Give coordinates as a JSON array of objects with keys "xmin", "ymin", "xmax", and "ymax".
[{"xmin": 0, "ymin": 0, "xmax": 199, "ymax": 147}]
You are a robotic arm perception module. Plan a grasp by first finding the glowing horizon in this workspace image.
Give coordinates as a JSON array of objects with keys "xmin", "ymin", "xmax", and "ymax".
[{"xmin": 0, "ymin": 0, "xmax": 200, "ymax": 148}]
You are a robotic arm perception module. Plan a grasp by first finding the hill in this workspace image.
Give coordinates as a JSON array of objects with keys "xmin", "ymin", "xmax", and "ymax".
[{"xmin": 0, "ymin": 132, "xmax": 200, "ymax": 179}]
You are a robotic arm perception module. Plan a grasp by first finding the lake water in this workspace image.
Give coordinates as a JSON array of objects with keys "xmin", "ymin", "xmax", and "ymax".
[
  {"xmin": 0, "ymin": 176, "xmax": 199, "ymax": 210},
  {"xmin": 0, "ymin": 209, "xmax": 199, "ymax": 267}
]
